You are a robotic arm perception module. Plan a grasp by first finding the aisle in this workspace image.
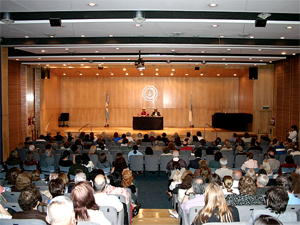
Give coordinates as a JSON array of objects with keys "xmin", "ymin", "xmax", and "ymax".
[{"xmin": 132, "ymin": 209, "xmax": 178, "ymax": 225}]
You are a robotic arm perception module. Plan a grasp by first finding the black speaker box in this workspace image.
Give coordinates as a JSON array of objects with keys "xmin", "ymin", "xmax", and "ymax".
[
  {"xmin": 41, "ymin": 67, "xmax": 50, "ymax": 79},
  {"xmin": 195, "ymin": 67, "xmax": 199, "ymax": 70},
  {"xmin": 60, "ymin": 113, "xmax": 69, "ymax": 121},
  {"xmin": 49, "ymin": 18, "xmax": 61, "ymax": 27},
  {"xmin": 255, "ymin": 18, "xmax": 267, "ymax": 27},
  {"xmin": 249, "ymin": 67, "xmax": 258, "ymax": 80}
]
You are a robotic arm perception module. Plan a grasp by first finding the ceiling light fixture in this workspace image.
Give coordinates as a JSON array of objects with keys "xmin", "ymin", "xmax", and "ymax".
[
  {"xmin": 292, "ymin": 53, "xmax": 296, "ymax": 55},
  {"xmin": 227, "ymin": 49, "xmax": 231, "ymax": 51},
  {"xmin": 286, "ymin": 26, "xmax": 293, "ymax": 29},
  {"xmin": 63, "ymin": 64, "xmax": 66, "ymax": 66},
  {"xmin": 1, "ymin": 12, "xmax": 14, "ymax": 25},
  {"xmin": 155, "ymin": 73, "xmax": 159, "ymax": 76},
  {"xmin": 96, "ymin": 73, "xmax": 99, "ymax": 75},
  {"xmin": 80, "ymin": 34, "xmax": 86, "ymax": 37},
  {"xmin": 280, "ymin": 37, "xmax": 285, "ymax": 39},
  {"xmin": 123, "ymin": 68, "xmax": 126, "ymax": 71},
  {"xmin": 63, "ymin": 73, "xmax": 66, "ymax": 76},
  {"xmin": 41, "ymin": 50, "xmax": 45, "ymax": 52},
  {"xmin": 24, "ymin": 36, "xmax": 29, "ymax": 38},
  {"xmin": 281, "ymin": 52, "xmax": 286, "ymax": 55},
  {"xmin": 16, "ymin": 59, "xmax": 19, "ymax": 60},
  {"xmin": 201, "ymin": 51, "xmax": 205, "ymax": 53},
  {"xmin": 140, "ymin": 73, "xmax": 144, "ymax": 76},
  {"xmin": 219, "ymin": 35, "xmax": 224, "ymax": 38},
  {"xmin": 255, "ymin": 13, "xmax": 271, "ymax": 27},
  {"xmin": 155, "ymin": 68, "xmax": 159, "ymax": 71},
  {"xmin": 250, "ymin": 36, "xmax": 254, "ymax": 38},
  {"xmin": 234, "ymin": 74, "xmax": 237, "ymax": 76},
  {"xmin": 212, "ymin": 24, "xmax": 218, "ymax": 27},
  {"xmin": 125, "ymin": 73, "xmax": 129, "ymax": 76},
  {"xmin": 135, "ymin": 24, "xmax": 141, "ymax": 27},
  {"xmin": 79, "ymin": 73, "xmax": 82, "ymax": 76},
  {"xmin": 200, "ymin": 73, "xmax": 204, "ymax": 76},
  {"xmin": 185, "ymin": 74, "xmax": 188, "ymax": 76},
  {"xmin": 49, "ymin": 18, "xmax": 61, "ymax": 27},
  {"xmin": 88, "ymin": 3, "xmax": 96, "ymax": 6},
  {"xmin": 258, "ymin": 49, "xmax": 262, "ymax": 51},
  {"xmin": 170, "ymin": 73, "xmax": 174, "ymax": 76},
  {"xmin": 209, "ymin": 3, "xmax": 218, "ymax": 7},
  {"xmin": 217, "ymin": 74, "xmax": 220, "ymax": 76},
  {"xmin": 133, "ymin": 11, "xmax": 146, "ymax": 25},
  {"xmin": 172, "ymin": 69, "xmax": 175, "ymax": 71}
]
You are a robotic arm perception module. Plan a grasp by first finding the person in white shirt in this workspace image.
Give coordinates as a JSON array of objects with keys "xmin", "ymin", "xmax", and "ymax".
[
  {"xmin": 128, "ymin": 145, "xmax": 143, "ymax": 162},
  {"xmin": 215, "ymin": 158, "xmax": 233, "ymax": 179},
  {"xmin": 196, "ymin": 131, "xmax": 203, "ymax": 141},
  {"xmin": 93, "ymin": 174, "xmax": 123, "ymax": 212},
  {"xmin": 288, "ymin": 125, "xmax": 298, "ymax": 143},
  {"xmin": 241, "ymin": 152, "xmax": 258, "ymax": 171},
  {"xmin": 126, "ymin": 132, "xmax": 134, "ymax": 143},
  {"xmin": 232, "ymin": 169, "xmax": 242, "ymax": 189}
]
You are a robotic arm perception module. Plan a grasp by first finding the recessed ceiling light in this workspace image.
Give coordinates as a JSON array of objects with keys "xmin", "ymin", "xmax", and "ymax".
[
  {"xmin": 286, "ymin": 26, "xmax": 293, "ymax": 29},
  {"xmin": 38, "ymin": 64, "xmax": 40, "ymax": 65},
  {"xmin": 63, "ymin": 64, "xmax": 66, "ymax": 66},
  {"xmin": 41, "ymin": 50, "xmax": 45, "ymax": 52},
  {"xmin": 219, "ymin": 35, "xmax": 224, "ymax": 38},
  {"xmin": 212, "ymin": 24, "xmax": 218, "ymax": 28},
  {"xmin": 95, "ymin": 50, "xmax": 99, "ymax": 53},
  {"xmin": 258, "ymin": 49, "xmax": 262, "ymax": 51},
  {"xmin": 200, "ymin": 73, "xmax": 203, "ymax": 76},
  {"xmin": 110, "ymin": 73, "xmax": 114, "ymax": 76},
  {"xmin": 282, "ymin": 52, "xmax": 286, "ymax": 55},
  {"xmin": 233, "ymin": 74, "xmax": 237, "ymax": 76},
  {"xmin": 185, "ymin": 74, "xmax": 188, "ymax": 76},
  {"xmin": 269, "ymin": 61, "xmax": 272, "ymax": 63},
  {"xmin": 102, "ymin": 57, "xmax": 105, "ymax": 59},
  {"xmin": 225, "ymin": 64, "xmax": 228, "ymax": 66},
  {"xmin": 170, "ymin": 73, "xmax": 174, "ymax": 76},
  {"xmin": 88, "ymin": 3, "xmax": 96, "ymax": 6},
  {"xmin": 135, "ymin": 24, "xmax": 141, "ymax": 27},
  {"xmin": 155, "ymin": 73, "xmax": 159, "ymax": 76},
  {"xmin": 96, "ymin": 73, "xmax": 99, "ymax": 76},
  {"xmin": 140, "ymin": 73, "xmax": 144, "ymax": 76},
  {"xmin": 171, "ymin": 49, "xmax": 176, "ymax": 52},
  {"xmin": 65, "ymin": 48, "xmax": 69, "ymax": 50},
  {"xmin": 201, "ymin": 51, "xmax": 205, "ymax": 53},
  {"xmin": 227, "ymin": 48, "xmax": 231, "ymax": 51},
  {"xmin": 217, "ymin": 74, "xmax": 220, "ymax": 76},
  {"xmin": 127, "ymin": 59, "xmax": 130, "ymax": 60},
  {"xmin": 80, "ymin": 35, "xmax": 85, "ymax": 37},
  {"xmin": 189, "ymin": 59, "xmax": 192, "ymax": 60},
  {"xmin": 260, "ymin": 60, "xmax": 263, "ymax": 62},
  {"xmin": 83, "ymin": 58, "xmax": 86, "ymax": 60},
  {"xmin": 49, "ymin": 35, "xmax": 54, "ymax": 38},
  {"xmin": 280, "ymin": 37, "xmax": 285, "ymax": 39},
  {"xmin": 292, "ymin": 53, "xmax": 296, "ymax": 55},
  {"xmin": 209, "ymin": 3, "xmax": 218, "ymax": 7},
  {"xmin": 249, "ymin": 36, "xmax": 254, "ymax": 38},
  {"xmin": 109, "ymin": 35, "xmax": 114, "ymax": 37},
  {"xmin": 46, "ymin": 64, "xmax": 49, "ymax": 66},
  {"xmin": 38, "ymin": 58, "xmax": 41, "ymax": 59},
  {"xmin": 63, "ymin": 73, "xmax": 66, "ymax": 76},
  {"xmin": 24, "ymin": 36, "xmax": 29, "ymax": 38},
  {"xmin": 79, "ymin": 73, "xmax": 82, "ymax": 76},
  {"xmin": 222, "ymin": 58, "xmax": 225, "ymax": 60},
  {"xmin": 172, "ymin": 69, "xmax": 175, "ymax": 71},
  {"xmin": 125, "ymin": 73, "xmax": 129, "ymax": 76},
  {"xmin": 155, "ymin": 68, "xmax": 159, "ymax": 71},
  {"xmin": 254, "ymin": 64, "xmax": 257, "ymax": 66},
  {"xmin": 115, "ymin": 48, "xmax": 120, "ymax": 50},
  {"xmin": 16, "ymin": 59, "xmax": 19, "ymax": 60},
  {"xmin": 123, "ymin": 68, "xmax": 126, "ymax": 71},
  {"xmin": 249, "ymin": 58, "xmax": 252, "ymax": 60}
]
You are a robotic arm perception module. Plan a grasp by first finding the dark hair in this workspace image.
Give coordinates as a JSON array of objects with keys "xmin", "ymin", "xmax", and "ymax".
[
  {"xmin": 211, "ymin": 173, "xmax": 221, "ymax": 185},
  {"xmin": 173, "ymin": 162, "xmax": 181, "ymax": 170},
  {"xmin": 75, "ymin": 155, "xmax": 82, "ymax": 164},
  {"xmin": 285, "ymin": 155, "xmax": 294, "ymax": 164},
  {"xmin": 109, "ymin": 171, "xmax": 122, "ymax": 187},
  {"xmin": 18, "ymin": 185, "xmax": 42, "ymax": 211},
  {"xmin": 84, "ymin": 134, "xmax": 90, "ymax": 141},
  {"xmin": 98, "ymin": 142, "xmax": 105, "ymax": 150},
  {"xmin": 25, "ymin": 151, "xmax": 34, "ymax": 164},
  {"xmin": 244, "ymin": 132, "xmax": 250, "ymax": 138},
  {"xmin": 180, "ymin": 174, "xmax": 195, "ymax": 189},
  {"xmin": 75, "ymin": 139, "xmax": 82, "ymax": 145},
  {"xmin": 122, "ymin": 138, "xmax": 128, "ymax": 144},
  {"xmin": 199, "ymin": 166, "xmax": 212, "ymax": 183},
  {"xmin": 200, "ymin": 139, "xmax": 206, "ymax": 146},
  {"xmin": 215, "ymin": 137, "xmax": 221, "ymax": 144},
  {"xmin": 71, "ymin": 181, "xmax": 99, "ymax": 221},
  {"xmin": 214, "ymin": 152, "xmax": 223, "ymax": 161},
  {"xmin": 194, "ymin": 148, "xmax": 202, "ymax": 158},
  {"xmin": 99, "ymin": 153, "xmax": 107, "ymax": 163},
  {"xmin": 64, "ymin": 141, "xmax": 71, "ymax": 148},
  {"xmin": 39, "ymin": 135, "xmax": 45, "ymax": 139},
  {"xmin": 265, "ymin": 186, "xmax": 289, "ymax": 214},
  {"xmin": 133, "ymin": 145, "xmax": 138, "ymax": 154},
  {"xmin": 291, "ymin": 125, "xmax": 298, "ymax": 131},
  {"xmin": 193, "ymin": 135, "xmax": 199, "ymax": 142},
  {"xmin": 114, "ymin": 157, "xmax": 127, "ymax": 173},
  {"xmin": 246, "ymin": 151, "xmax": 254, "ymax": 159},
  {"xmin": 145, "ymin": 147, "xmax": 153, "ymax": 155},
  {"xmin": 46, "ymin": 143, "xmax": 52, "ymax": 150},
  {"xmin": 254, "ymin": 215, "xmax": 283, "ymax": 225},
  {"xmin": 187, "ymin": 132, "xmax": 191, "ymax": 137},
  {"xmin": 81, "ymin": 153, "xmax": 91, "ymax": 165},
  {"xmin": 6, "ymin": 167, "xmax": 21, "ymax": 184},
  {"xmin": 49, "ymin": 178, "xmax": 65, "ymax": 198},
  {"xmin": 258, "ymin": 169, "xmax": 267, "ymax": 175},
  {"xmin": 144, "ymin": 134, "xmax": 149, "ymax": 140},
  {"xmin": 71, "ymin": 144, "xmax": 79, "ymax": 153},
  {"xmin": 233, "ymin": 133, "xmax": 237, "ymax": 137},
  {"xmin": 162, "ymin": 133, "xmax": 167, "ymax": 137},
  {"xmin": 60, "ymin": 150, "xmax": 70, "ymax": 161},
  {"xmin": 197, "ymin": 131, "xmax": 202, "ymax": 136},
  {"xmin": 276, "ymin": 174, "xmax": 293, "ymax": 192}
]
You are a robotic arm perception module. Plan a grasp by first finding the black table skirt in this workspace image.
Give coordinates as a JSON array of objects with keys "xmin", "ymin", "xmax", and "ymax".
[{"xmin": 133, "ymin": 117, "xmax": 164, "ymax": 130}]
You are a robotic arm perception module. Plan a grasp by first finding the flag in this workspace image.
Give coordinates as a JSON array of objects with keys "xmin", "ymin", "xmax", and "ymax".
[
  {"xmin": 189, "ymin": 93, "xmax": 193, "ymax": 123},
  {"xmin": 105, "ymin": 92, "xmax": 109, "ymax": 120}
]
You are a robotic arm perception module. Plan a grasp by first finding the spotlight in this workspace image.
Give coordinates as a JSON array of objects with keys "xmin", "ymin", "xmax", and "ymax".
[
  {"xmin": 98, "ymin": 66, "xmax": 103, "ymax": 70},
  {"xmin": 255, "ymin": 13, "xmax": 271, "ymax": 27},
  {"xmin": 1, "ymin": 12, "xmax": 14, "ymax": 25}
]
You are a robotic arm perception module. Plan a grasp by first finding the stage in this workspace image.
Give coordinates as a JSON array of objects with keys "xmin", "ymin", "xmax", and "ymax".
[{"xmin": 48, "ymin": 126, "xmax": 256, "ymax": 142}]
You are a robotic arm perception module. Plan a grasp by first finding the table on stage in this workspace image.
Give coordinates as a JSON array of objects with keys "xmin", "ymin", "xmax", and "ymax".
[{"xmin": 133, "ymin": 117, "xmax": 164, "ymax": 130}]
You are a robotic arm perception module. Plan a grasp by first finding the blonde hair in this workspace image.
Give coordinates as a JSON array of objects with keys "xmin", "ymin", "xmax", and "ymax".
[
  {"xmin": 245, "ymin": 168, "xmax": 256, "ymax": 181},
  {"xmin": 58, "ymin": 173, "xmax": 69, "ymax": 186},
  {"xmin": 181, "ymin": 170, "xmax": 193, "ymax": 180},
  {"xmin": 172, "ymin": 171, "xmax": 182, "ymax": 182},
  {"xmin": 31, "ymin": 170, "xmax": 41, "ymax": 181},
  {"xmin": 223, "ymin": 176, "xmax": 234, "ymax": 193},
  {"xmin": 88, "ymin": 146, "xmax": 97, "ymax": 154},
  {"xmin": 193, "ymin": 183, "xmax": 233, "ymax": 224},
  {"xmin": 15, "ymin": 172, "xmax": 32, "ymax": 190},
  {"xmin": 261, "ymin": 159, "xmax": 272, "ymax": 174}
]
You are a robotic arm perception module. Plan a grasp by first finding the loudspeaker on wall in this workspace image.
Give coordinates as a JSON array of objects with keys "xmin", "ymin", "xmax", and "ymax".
[
  {"xmin": 41, "ymin": 67, "xmax": 50, "ymax": 79},
  {"xmin": 249, "ymin": 67, "xmax": 258, "ymax": 80}
]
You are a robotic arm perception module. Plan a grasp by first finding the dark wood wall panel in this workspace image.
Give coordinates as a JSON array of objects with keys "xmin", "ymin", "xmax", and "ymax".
[{"xmin": 274, "ymin": 55, "xmax": 300, "ymax": 141}]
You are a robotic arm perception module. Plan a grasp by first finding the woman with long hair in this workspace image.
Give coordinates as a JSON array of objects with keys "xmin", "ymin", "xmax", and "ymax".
[
  {"xmin": 71, "ymin": 181, "xmax": 110, "ymax": 224},
  {"xmin": 192, "ymin": 182, "xmax": 239, "ymax": 225},
  {"xmin": 81, "ymin": 153, "xmax": 95, "ymax": 170},
  {"xmin": 260, "ymin": 159, "xmax": 273, "ymax": 176},
  {"xmin": 24, "ymin": 151, "xmax": 39, "ymax": 170}
]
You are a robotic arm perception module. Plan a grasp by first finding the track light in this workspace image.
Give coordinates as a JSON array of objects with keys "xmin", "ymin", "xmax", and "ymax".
[
  {"xmin": 1, "ymin": 12, "xmax": 14, "ymax": 25},
  {"xmin": 133, "ymin": 11, "xmax": 145, "ymax": 24}
]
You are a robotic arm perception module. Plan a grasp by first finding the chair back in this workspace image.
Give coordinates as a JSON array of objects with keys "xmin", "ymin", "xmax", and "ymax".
[
  {"xmin": 223, "ymin": 155, "xmax": 234, "ymax": 168},
  {"xmin": 1, "ymin": 202, "xmax": 22, "ymax": 212},
  {"xmin": 89, "ymin": 154, "xmax": 98, "ymax": 166},
  {"xmin": 40, "ymin": 166, "xmax": 55, "ymax": 175},
  {"xmin": 179, "ymin": 155, "xmax": 189, "ymax": 165},
  {"xmin": 0, "ymin": 219, "xmax": 47, "ymax": 225},
  {"xmin": 205, "ymin": 155, "xmax": 214, "ymax": 163},
  {"xmin": 129, "ymin": 155, "xmax": 144, "ymax": 171},
  {"xmin": 235, "ymin": 155, "xmax": 247, "ymax": 168},
  {"xmin": 188, "ymin": 206, "xmax": 203, "ymax": 225},
  {"xmin": 253, "ymin": 154, "xmax": 264, "ymax": 165},
  {"xmin": 6, "ymin": 164, "xmax": 20, "ymax": 170},
  {"xmin": 144, "ymin": 155, "xmax": 159, "ymax": 171},
  {"xmin": 282, "ymin": 167, "xmax": 296, "ymax": 174},
  {"xmin": 59, "ymin": 166, "xmax": 70, "ymax": 173},
  {"xmin": 221, "ymin": 150, "xmax": 234, "ymax": 155},
  {"xmin": 24, "ymin": 165, "xmax": 37, "ymax": 171},
  {"xmin": 159, "ymin": 155, "xmax": 173, "ymax": 172},
  {"xmin": 99, "ymin": 206, "xmax": 118, "ymax": 225},
  {"xmin": 2, "ymin": 192, "xmax": 20, "ymax": 202}
]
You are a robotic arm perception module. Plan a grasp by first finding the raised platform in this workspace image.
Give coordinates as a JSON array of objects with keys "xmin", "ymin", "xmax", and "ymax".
[{"xmin": 48, "ymin": 126, "xmax": 255, "ymax": 142}]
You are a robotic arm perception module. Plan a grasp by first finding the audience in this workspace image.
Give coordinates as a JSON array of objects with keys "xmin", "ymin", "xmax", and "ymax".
[
  {"xmin": 276, "ymin": 174, "xmax": 300, "ymax": 205},
  {"xmin": 5, "ymin": 150, "xmax": 23, "ymax": 169},
  {"xmin": 214, "ymin": 158, "xmax": 233, "ymax": 179},
  {"xmin": 241, "ymin": 152, "xmax": 258, "ymax": 171},
  {"xmin": 255, "ymin": 174, "xmax": 269, "ymax": 195},
  {"xmin": 166, "ymin": 150, "xmax": 188, "ymax": 172},
  {"xmin": 208, "ymin": 152, "xmax": 222, "ymax": 168},
  {"xmin": 69, "ymin": 155, "xmax": 90, "ymax": 180},
  {"xmin": 278, "ymin": 155, "xmax": 298, "ymax": 174}
]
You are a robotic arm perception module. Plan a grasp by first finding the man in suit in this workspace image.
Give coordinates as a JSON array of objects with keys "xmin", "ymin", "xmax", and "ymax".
[
  {"xmin": 189, "ymin": 148, "xmax": 202, "ymax": 169},
  {"xmin": 151, "ymin": 108, "xmax": 161, "ymax": 117}
]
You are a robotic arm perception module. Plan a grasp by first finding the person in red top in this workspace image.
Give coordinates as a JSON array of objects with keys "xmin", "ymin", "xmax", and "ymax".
[
  {"xmin": 180, "ymin": 141, "xmax": 194, "ymax": 152},
  {"xmin": 140, "ymin": 107, "xmax": 147, "ymax": 116},
  {"xmin": 278, "ymin": 155, "xmax": 298, "ymax": 174}
]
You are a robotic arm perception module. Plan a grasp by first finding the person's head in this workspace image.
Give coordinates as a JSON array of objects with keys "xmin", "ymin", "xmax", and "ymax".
[
  {"xmin": 181, "ymin": 170, "xmax": 193, "ymax": 180},
  {"xmin": 121, "ymin": 169, "xmax": 134, "ymax": 188},
  {"xmin": 122, "ymin": 138, "xmax": 128, "ymax": 144},
  {"xmin": 127, "ymin": 142, "xmax": 133, "ymax": 149},
  {"xmin": 88, "ymin": 146, "xmax": 97, "ymax": 154},
  {"xmin": 28, "ymin": 145, "xmax": 35, "ymax": 151},
  {"xmin": 61, "ymin": 150, "xmax": 71, "ymax": 160},
  {"xmin": 267, "ymin": 151, "xmax": 275, "ymax": 159},
  {"xmin": 58, "ymin": 173, "xmax": 69, "ymax": 186},
  {"xmin": 219, "ymin": 158, "xmax": 228, "ymax": 167},
  {"xmin": 63, "ymin": 141, "xmax": 71, "ymax": 149},
  {"xmin": 265, "ymin": 186, "xmax": 289, "ymax": 214},
  {"xmin": 238, "ymin": 176, "xmax": 257, "ymax": 195},
  {"xmin": 163, "ymin": 148, "xmax": 170, "ymax": 154},
  {"xmin": 71, "ymin": 181, "xmax": 99, "ymax": 221},
  {"xmin": 199, "ymin": 139, "xmax": 206, "ymax": 146},
  {"xmin": 284, "ymin": 155, "xmax": 295, "ymax": 164},
  {"xmin": 99, "ymin": 152, "xmax": 107, "ymax": 163},
  {"xmin": 198, "ymin": 159, "xmax": 208, "ymax": 168},
  {"xmin": 232, "ymin": 169, "xmax": 242, "ymax": 181},
  {"xmin": 49, "ymin": 178, "xmax": 65, "ymax": 198},
  {"xmin": 214, "ymin": 152, "xmax": 223, "ymax": 161},
  {"xmin": 290, "ymin": 173, "xmax": 300, "ymax": 194},
  {"xmin": 223, "ymin": 176, "xmax": 234, "ymax": 193},
  {"xmin": 236, "ymin": 145, "xmax": 244, "ymax": 153},
  {"xmin": 109, "ymin": 170, "xmax": 122, "ymax": 187},
  {"xmin": 49, "ymin": 137, "xmax": 56, "ymax": 143},
  {"xmin": 31, "ymin": 170, "xmax": 41, "ymax": 181},
  {"xmin": 257, "ymin": 174, "xmax": 269, "ymax": 187},
  {"xmin": 246, "ymin": 151, "xmax": 254, "ymax": 159},
  {"xmin": 187, "ymin": 139, "xmax": 193, "ymax": 145},
  {"xmin": 245, "ymin": 168, "xmax": 256, "ymax": 181},
  {"xmin": 150, "ymin": 131, "xmax": 155, "ymax": 137},
  {"xmin": 47, "ymin": 196, "xmax": 75, "ymax": 225},
  {"xmin": 142, "ymin": 107, "xmax": 146, "ymax": 112},
  {"xmin": 75, "ymin": 155, "xmax": 82, "ymax": 164},
  {"xmin": 261, "ymin": 159, "xmax": 272, "ymax": 174},
  {"xmin": 193, "ymin": 135, "xmax": 198, "ymax": 142},
  {"xmin": 93, "ymin": 174, "xmax": 107, "ymax": 193},
  {"xmin": 224, "ymin": 141, "xmax": 231, "ymax": 149},
  {"xmin": 17, "ymin": 185, "xmax": 41, "ymax": 211},
  {"xmin": 145, "ymin": 146, "xmax": 153, "ymax": 155},
  {"xmin": 276, "ymin": 174, "xmax": 293, "ymax": 193},
  {"xmin": 71, "ymin": 144, "xmax": 79, "ymax": 153},
  {"xmin": 75, "ymin": 172, "xmax": 86, "ymax": 183},
  {"xmin": 7, "ymin": 167, "xmax": 21, "ymax": 184},
  {"xmin": 197, "ymin": 131, "xmax": 202, "ymax": 137},
  {"xmin": 172, "ymin": 171, "xmax": 182, "ymax": 182},
  {"xmin": 15, "ymin": 172, "xmax": 32, "ymax": 190},
  {"xmin": 114, "ymin": 157, "xmax": 127, "ymax": 172},
  {"xmin": 244, "ymin": 132, "xmax": 250, "ymax": 138},
  {"xmin": 25, "ymin": 136, "xmax": 32, "ymax": 143},
  {"xmin": 291, "ymin": 125, "xmax": 298, "ymax": 131},
  {"xmin": 136, "ymin": 139, "xmax": 142, "ymax": 146},
  {"xmin": 143, "ymin": 134, "xmax": 149, "ymax": 140},
  {"xmin": 9, "ymin": 150, "xmax": 18, "ymax": 158},
  {"xmin": 137, "ymin": 133, "xmax": 142, "ymax": 139},
  {"xmin": 191, "ymin": 177, "xmax": 206, "ymax": 195},
  {"xmin": 199, "ymin": 166, "xmax": 212, "ymax": 183},
  {"xmin": 194, "ymin": 182, "xmax": 233, "ymax": 224},
  {"xmin": 211, "ymin": 173, "xmax": 222, "ymax": 185},
  {"xmin": 254, "ymin": 215, "xmax": 283, "ymax": 225},
  {"xmin": 168, "ymin": 142, "xmax": 176, "ymax": 150},
  {"xmin": 81, "ymin": 153, "xmax": 91, "ymax": 165},
  {"xmin": 25, "ymin": 151, "xmax": 35, "ymax": 163},
  {"xmin": 180, "ymin": 174, "xmax": 195, "ymax": 189}
]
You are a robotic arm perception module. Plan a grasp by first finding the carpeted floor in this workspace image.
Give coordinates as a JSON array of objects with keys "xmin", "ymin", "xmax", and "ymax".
[{"xmin": 134, "ymin": 171, "xmax": 173, "ymax": 209}]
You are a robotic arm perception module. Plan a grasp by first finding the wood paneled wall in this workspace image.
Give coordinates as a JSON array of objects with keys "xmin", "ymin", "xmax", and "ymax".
[
  {"xmin": 274, "ymin": 55, "xmax": 300, "ymax": 141},
  {"xmin": 55, "ymin": 76, "xmax": 240, "ymax": 128}
]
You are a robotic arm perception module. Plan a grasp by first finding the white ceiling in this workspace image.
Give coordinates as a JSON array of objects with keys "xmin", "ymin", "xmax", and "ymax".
[{"xmin": 1, "ymin": 0, "xmax": 299, "ymax": 67}]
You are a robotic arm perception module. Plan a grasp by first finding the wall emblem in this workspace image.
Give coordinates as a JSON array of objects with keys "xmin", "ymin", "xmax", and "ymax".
[{"xmin": 142, "ymin": 85, "xmax": 158, "ymax": 101}]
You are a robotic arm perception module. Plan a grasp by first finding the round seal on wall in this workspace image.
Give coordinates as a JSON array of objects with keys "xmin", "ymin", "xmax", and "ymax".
[{"xmin": 142, "ymin": 85, "xmax": 158, "ymax": 101}]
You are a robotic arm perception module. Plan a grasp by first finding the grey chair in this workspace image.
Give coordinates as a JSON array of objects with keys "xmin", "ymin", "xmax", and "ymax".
[
  {"xmin": 180, "ymin": 150, "xmax": 192, "ymax": 155},
  {"xmin": 248, "ymin": 150, "xmax": 261, "ymax": 155},
  {"xmin": 235, "ymin": 155, "xmax": 247, "ymax": 168},
  {"xmin": 40, "ymin": 166, "xmax": 56, "ymax": 176},
  {"xmin": 33, "ymin": 152, "xmax": 40, "ymax": 161},
  {"xmin": 17, "ymin": 149, "xmax": 28, "ymax": 161},
  {"xmin": 99, "ymin": 206, "xmax": 121, "ymax": 225},
  {"xmin": 111, "ymin": 194, "xmax": 130, "ymax": 225},
  {"xmin": 236, "ymin": 205, "xmax": 266, "ymax": 222},
  {"xmin": 106, "ymin": 154, "xmax": 114, "ymax": 163},
  {"xmin": 179, "ymin": 155, "xmax": 189, "ymax": 166},
  {"xmin": 24, "ymin": 165, "xmax": 37, "ymax": 171},
  {"xmin": 159, "ymin": 155, "xmax": 173, "ymax": 172},
  {"xmin": 253, "ymin": 154, "xmax": 264, "ymax": 165},
  {"xmin": 205, "ymin": 155, "xmax": 214, "ymax": 163},
  {"xmin": 144, "ymin": 155, "xmax": 160, "ymax": 178},
  {"xmin": 89, "ymin": 154, "xmax": 99, "ymax": 166},
  {"xmin": 0, "ymin": 219, "xmax": 47, "ymax": 225},
  {"xmin": 2, "ymin": 192, "xmax": 20, "ymax": 202},
  {"xmin": 221, "ymin": 150, "xmax": 234, "ymax": 155},
  {"xmin": 54, "ymin": 154, "xmax": 61, "ymax": 164},
  {"xmin": 153, "ymin": 150, "xmax": 163, "ymax": 155},
  {"xmin": 59, "ymin": 166, "xmax": 70, "ymax": 173},
  {"xmin": 129, "ymin": 155, "xmax": 144, "ymax": 171},
  {"xmin": 6, "ymin": 164, "xmax": 20, "ymax": 170},
  {"xmin": 36, "ymin": 186, "xmax": 49, "ymax": 191},
  {"xmin": 1, "ymin": 202, "xmax": 22, "ymax": 212},
  {"xmin": 223, "ymin": 155, "xmax": 235, "ymax": 168}
]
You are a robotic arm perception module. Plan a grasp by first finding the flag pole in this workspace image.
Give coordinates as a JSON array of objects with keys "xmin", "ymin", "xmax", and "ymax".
[
  {"xmin": 104, "ymin": 91, "xmax": 109, "ymax": 127},
  {"xmin": 189, "ymin": 92, "xmax": 194, "ymax": 128}
]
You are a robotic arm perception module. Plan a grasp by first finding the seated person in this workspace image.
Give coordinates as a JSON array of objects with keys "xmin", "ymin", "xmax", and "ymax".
[
  {"xmin": 214, "ymin": 158, "xmax": 233, "ymax": 179},
  {"xmin": 255, "ymin": 174, "xmax": 269, "ymax": 195},
  {"xmin": 189, "ymin": 148, "xmax": 202, "ymax": 169},
  {"xmin": 45, "ymin": 178, "xmax": 65, "ymax": 204},
  {"xmin": 249, "ymin": 186, "xmax": 298, "ymax": 223},
  {"xmin": 151, "ymin": 108, "xmax": 161, "ymax": 117},
  {"xmin": 40, "ymin": 145, "xmax": 59, "ymax": 172},
  {"xmin": 24, "ymin": 151, "xmax": 39, "ymax": 170},
  {"xmin": 180, "ymin": 141, "xmax": 193, "ymax": 151},
  {"xmin": 277, "ymin": 155, "xmax": 298, "ymax": 174},
  {"xmin": 241, "ymin": 152, "xmax": 258, "ymax": 171},
  {"xmin": 59, "ymin": 150, "xmax": 74, "ymax": 167},
  {"xmin": 140, "ymin": 107, "xmax": 147, "ymax": 116},
  {"xmin": 208, "ymin": 152, "xmax": 222, "ymax": 168},
  {"xmin": 5, "ymin": 150, "xmax": 23, "ymax": 169},
  {"xmin": 12, "ymin": 185, "xmax": 47, "ymax": 223},
  {"xmin": 276, "ymin": 174, "xmax": 300, "ymax": 205},
  {"xmin": 192, "ymin": 182, "xmax": 239, "ymax": 225},
  {"xmin": 69, "ymin": 155, "xmax": 90, "ymax": 180}
]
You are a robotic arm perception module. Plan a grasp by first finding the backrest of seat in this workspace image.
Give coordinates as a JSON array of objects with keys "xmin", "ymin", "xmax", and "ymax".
[
  {"xmin": 236, "ymin": 205, "xmax": 266, "ymax": 222},
  {"xmin": 188, "ymin": 206, "xmax": 203, "ymax": 225},
  {"xmin": 24, "ymin": 165, "xmax": 37, "ymax": 171},
  {"xmin": 223, "ymin": 155, "xmax": 235, "ymax": 168},
  {"xmin": 179, "ymin": 155, "xmax": 189, "ymax": 165},
  {"xmin": 106, "ymin": 154, "xmax": 114, "ymax": 163},
  {"xmin": 222, "ymin": 150, "xmax": 234, "ymax": 155},
  {"xmin": 129, "ymin": 155, "xmax": 144, "ymax": 171},
  {"xmin": 145, "ymin": 155, "xmax": 159, "ymax": 171},
  {"xmin": 159, "ymin": 155, "xmax": 173, "ymax": 172},
  {"xmin": 180, "ymin": 150, "xmax": 192, "ymax": 155},
  {"xmin": 2, "ymin": 192, "xmax": 20, "ymax": 202},
  {"xmin": 89, "ymin": 154, "xmax": 98, "ymax": 166},
  {"xmin": 1, "ymin": 202, "xmax": 22, "ymax": 212},
  {"xmin": 59, "ymin": 166, "xmax": 69, "ymax": 173},
  {"xmin": 205, "ymin": 155, "xmax": 214, "ymax": 163},
  {"xmin": 99, "ymin": 206, "xmax": 118, "ymax": 225},
  {"xmin": 7, "ymin": 164, "xmax": 20, "ymax": 170},
  {"xmin": 0, "ymin": 219, "xmax": 47, "ymax": 225},
  {"xmin": 253, "ymin": 154, "xmax": 263, "ymax": 165},
  {"xmin": 235, "ymin": 155, "xmax": 247, "ymax": 168}
]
